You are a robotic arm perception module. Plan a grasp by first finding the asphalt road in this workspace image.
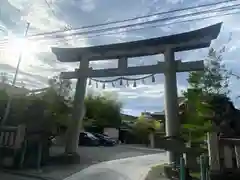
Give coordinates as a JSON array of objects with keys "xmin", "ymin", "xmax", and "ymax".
[
  {"xmin": 1, "ymin": 173, "xmax": 34, "ymax": 180},
  {"xmin": 64, "ymin": 152, "xmax": 168, "ymax": 180},
  {"xmin": 1, "ymin": 145, "xmax": 166, "ymax": 180},
  {"xmin": 76, "ymin": 145, "xmax": 164, "ymax": 163}
]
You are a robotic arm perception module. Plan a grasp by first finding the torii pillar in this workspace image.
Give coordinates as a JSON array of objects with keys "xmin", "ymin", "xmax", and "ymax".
[
  {"xmin": 65, "ymin": 59, "xmax": 89, "ymax": 154},
  {"xmin": 52, "ymin": 22, "xmax": 222, "ymax": 165},
  {"xmin": 164, "ymin": 48, "xmax": 180, "ymax": 163}
]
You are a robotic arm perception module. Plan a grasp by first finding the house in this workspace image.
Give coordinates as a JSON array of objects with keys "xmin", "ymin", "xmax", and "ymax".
[
  {"xmin": 25, "ymin": 87, "xmax": 49, "ymax": 97},
  {"xmin": 141, "ymin": 112, "xmax": 154, "ymax": 120},
  {"xmin": 0, "ymin": 83, "xmax": 51, "ymax": 97},
  {"xmin": 120, "ymin": 113, "xmax": 137, "ymax": 128},
  {"xmin": 0, "ymin": 82, "xmax": 30, "ymax": 96},
  {"xmin": 147, "ymin": 96, "xmax": 187, "ymax": 121}
]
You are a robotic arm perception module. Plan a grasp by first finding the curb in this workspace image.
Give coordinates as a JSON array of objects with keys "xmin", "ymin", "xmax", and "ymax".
[
  {"xmin": 122, "ymin": 145, "xmax": 165, "ymax": 152},
  {"xmin": 0, "ymin": 169, "xmax": 57, "ymax": 180}
]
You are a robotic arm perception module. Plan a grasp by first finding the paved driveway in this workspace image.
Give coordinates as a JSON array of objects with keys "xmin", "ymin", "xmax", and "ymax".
[
  {"xmin": 64, "ymin": 152, "xmax": 168, "ymax": 180},
  {"xmin": 76, "ymin": 145, "xmax": 164, "ymax": 163},
  {"xmin": 1, "ymin": 145, "xmax": 166, "ymax": 180},
  {"xmin": 47, "ymin": 145, "xmax": 165, "ymax": 179}
]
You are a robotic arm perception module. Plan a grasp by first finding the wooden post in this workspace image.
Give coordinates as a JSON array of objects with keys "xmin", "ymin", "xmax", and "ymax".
[
  {"xmin": 200, "ymin": 155, "xmax": 206, "ymax": 180},
  {"xmin": 223, "ymin": 145, "xmax": 232, "ymax": 168},
  {"xmin": 207, "ymin": 132, "xmax": 220, "ymax": 171},
  {"xmin": 234, "ymin": 145, "xmax": 240, "ymax": 168},
  {"xmin": 19, "ymin": 140, "xmax": 27, "ymax": 169},
  {"xmin": 15, "ymin": 125, "xmax": 26, "ymax": 168},
  {"xmin": 149, "ymin": 133, "xmax": 154, "ymax": 148},
  {"xmin": 14, "ymin": 125, "xmax": 26, "ymax": 149},
  {"xmin": 179, "ymin": 156, "xmax": 185, "ymax": 180},
  {"xmin": 36, "ymin": 141, "xmax": 42, "ymax": 171},
  {"xmin": 204, "ymin": 156, "xmax": 210, "ymax": 180}
]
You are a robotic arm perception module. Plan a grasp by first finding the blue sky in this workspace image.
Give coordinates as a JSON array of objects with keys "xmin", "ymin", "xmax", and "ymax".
[{"xmin": 0, "ymin": 0, "xmax": 240, "ymax": 116}]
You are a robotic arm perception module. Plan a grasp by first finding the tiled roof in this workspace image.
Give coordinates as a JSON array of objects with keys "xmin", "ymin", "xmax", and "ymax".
[{"xmin": 151, "ymin": 97, "xmax": 186, "ymax": 116}]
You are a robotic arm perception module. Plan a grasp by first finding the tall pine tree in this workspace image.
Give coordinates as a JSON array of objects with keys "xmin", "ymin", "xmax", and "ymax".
[
  {"xmin": 187, "ymin": 47, "xmax": 230, "ymax": 96},
  {"xmin": 182, "ymin": 47, "xmax": 230, "ymax": 142}
]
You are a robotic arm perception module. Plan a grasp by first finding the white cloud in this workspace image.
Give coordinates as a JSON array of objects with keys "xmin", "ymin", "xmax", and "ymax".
[
  {"xmin": 166, "ymin": 0, "xmax": 184, "ymax": 5},
  {"xmin": 74, "ymin": 0, "xmax": 96, "ymax": 12},
  {"xmin": 8, "ymin": 0, "xmax": 64, "ymax": 31}
]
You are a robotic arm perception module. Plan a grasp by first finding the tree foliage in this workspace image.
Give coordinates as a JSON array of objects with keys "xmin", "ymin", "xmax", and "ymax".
[
  {"xmin": 182, "ymin": 47, "xmax": 231, "ymax": 142},
  {"xmin": 48, "ymin": 75, "xmax": 72, "ymax": 99},
  {"xmin": 186, "ymin": 48, "xmax": 230, "ymax": 96},
  {"xmin": 0, "ymin": 74, "xmax": 123, "ymax": 135},
  {"xmin": 0, "ymin": 74, "xmax": 72, "ymax": 134},
  {"xmin": 84, "ymin": 92, "xmax": 122, "ymax": 128},
  {"xmin": 133, "ymin": 114, "xmax": 161, "ymax": 142}
]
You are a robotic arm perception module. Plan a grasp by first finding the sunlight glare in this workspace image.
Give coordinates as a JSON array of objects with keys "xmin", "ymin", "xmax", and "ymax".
[
  {"xmin": 6, "ymin": 37, "xmax": 37, "ymax": 54},
  {"xmin": 2, "ymin": 36, "xmax": 39, "ymax": 68}
]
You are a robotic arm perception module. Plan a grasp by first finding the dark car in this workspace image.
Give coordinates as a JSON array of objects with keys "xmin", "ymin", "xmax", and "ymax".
[
  {"xmin": 92, "ymin": 133, "xmax": 117, "ymax": 146},
  {"xmin": 79, "ymin": 132, "xmax": 100, "ymax": 146}
]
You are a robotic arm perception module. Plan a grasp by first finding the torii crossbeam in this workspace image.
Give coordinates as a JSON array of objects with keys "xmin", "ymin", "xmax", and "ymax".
[{"xmin": 52, "ymin": 22, "xmax": 222, "ymax": 164}]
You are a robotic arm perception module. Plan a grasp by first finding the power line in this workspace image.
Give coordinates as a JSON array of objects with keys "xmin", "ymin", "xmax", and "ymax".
[
  {"xmin": 0, "ymin": 1, "xmax": 240, "ymax": 47},
  {"xmin": 0, "ymin": 5, "xmax": 239, "ymax": 48},
  {"xmin": 26, "ymin": 0, "xmax": 240, "ymax": 38},
  {"xmin": 0, "ymin": 4, "xmax": 240, "ymax": 49},
  {"xmin": 43, "ymin": 0, "xmax": 73, "ymax": 30},
  {"xmin": 43, "ymin": 7, "xmax": 240, "ymax": 46},
  {"xmin": 25, "ymin": 4, "xmax": 240, "ymax": 41},
  {"xmin": 0, "ymin": 0, "xmax": 239, "ymax": 45},
  {"xmin": 43, "ymin": 0, "xmax": 57, "ymax": 17}
]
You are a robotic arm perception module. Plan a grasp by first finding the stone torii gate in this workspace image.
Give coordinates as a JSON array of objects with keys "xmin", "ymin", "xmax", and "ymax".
[{"xmin": 52, "ymin": 22, "xmax": 222, "ymax": 164}]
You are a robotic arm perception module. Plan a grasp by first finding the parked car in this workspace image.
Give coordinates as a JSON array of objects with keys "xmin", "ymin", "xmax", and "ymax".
[
  {"xmin": 79, "ymin": 132, "xmax": 100, "ymax": 146},
  {"xmin": 92, "ymin": 133, "xmax": 117, "ymax": 146}
]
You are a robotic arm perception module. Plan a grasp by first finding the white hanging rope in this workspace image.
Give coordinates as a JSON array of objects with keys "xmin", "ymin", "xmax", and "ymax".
[{"xmin": 88, "ymin": 74, "xmax": 156, "ymax": 89}]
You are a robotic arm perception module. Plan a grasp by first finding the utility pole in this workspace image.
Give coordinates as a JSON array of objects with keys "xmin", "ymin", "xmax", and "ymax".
[{"xmin": 1, "ymin": 23, "xmax": 30, "ymax": 125}]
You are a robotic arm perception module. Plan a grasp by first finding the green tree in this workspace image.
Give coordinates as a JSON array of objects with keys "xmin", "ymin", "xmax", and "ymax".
[
  {"xmin": 48, "ymin": 75, "xmax": 72, "ymax": 98},
  {"xmin": 133, "ymin": 114, "xmax": 161, "ymax": 143},
  {"xmin": 186, "ymin": 47, "xmax": 230, "ymax": 96},
  {"xmin": 182, "ymin": 47, "xmax": 230, "ymax": 143},
  {"xmin": 40, "ymin": 88, "xmax": 72, "ymax": 128},
  {"xmin": 7, "ymin": 93, "xmax": 71, "ymax": 163},
  {"xmin": 84, "ymin": 92, "xmax": 122, "ymax": 129},
  {"xmin": 0, "ymin": 76, "xmax": 71, "ymax": 133}
]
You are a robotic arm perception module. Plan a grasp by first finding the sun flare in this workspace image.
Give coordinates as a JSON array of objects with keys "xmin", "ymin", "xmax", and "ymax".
[
  {"xmin": 6, "ymin": 37, "xmax": 38, "ymax": 55},
  {"xmin": 1, "ymin": 36, "xmax": 39, "ymax": 68}
]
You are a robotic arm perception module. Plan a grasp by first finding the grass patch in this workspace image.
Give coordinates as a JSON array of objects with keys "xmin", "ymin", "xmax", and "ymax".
[
  {"xmin": 151, "ymin": 164, "xmax": 165, "ymax": 169},
  {"xmin": 146, "ymin": 164, "xmax": 201, "ymax": 180},
  {"xmin": 190, "ymin": 172, "xmax": 200, "ymax": 179},
  {"xmin": 145, "ymin": 164, "xmax": 166, "ymax": 180}
]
